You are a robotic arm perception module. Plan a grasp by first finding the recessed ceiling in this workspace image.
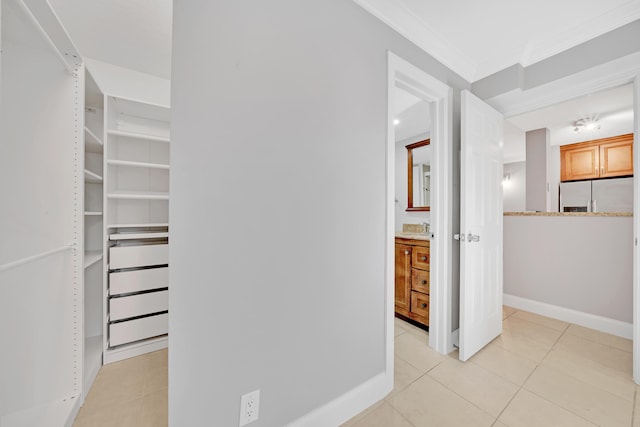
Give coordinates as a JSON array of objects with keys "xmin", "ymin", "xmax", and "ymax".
[
  {"xmin": 353, "ymin": 0, "xmax": 640, "ymax": 82},
  {"xmin": 504, "ymin": 83, "xmax": 634, "ymax": 162},
  {"xmin": 49, "ymin": 0, "xmax": 172, "ymax": 79}
]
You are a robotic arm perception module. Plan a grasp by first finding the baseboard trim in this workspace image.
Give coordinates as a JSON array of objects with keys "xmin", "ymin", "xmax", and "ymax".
[
  {"xmin": 285, "ymin": 371, "xmax": 391, "ymax": 427},
  {"xmin": 503, "ymin": 294, "xmax": 632, "ymax": 339}
]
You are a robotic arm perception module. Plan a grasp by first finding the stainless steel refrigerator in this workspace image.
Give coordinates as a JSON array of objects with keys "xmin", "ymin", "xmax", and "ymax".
[{"xmin": 559, "ymin": 177, "xmax": 633, "ymax": 212}]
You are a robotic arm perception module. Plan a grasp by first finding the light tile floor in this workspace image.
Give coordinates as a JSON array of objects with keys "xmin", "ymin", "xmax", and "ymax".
[
  {"xmin": 343, "ymin": 307, "xmax": 637, "ymax": 427},
  {"xmin": 73, "ymin": 348, "xmax": 168, "ymax": 427},
  {"xmin": 75, "ymin": 307, "xmax": 637, "ymax": 427}
]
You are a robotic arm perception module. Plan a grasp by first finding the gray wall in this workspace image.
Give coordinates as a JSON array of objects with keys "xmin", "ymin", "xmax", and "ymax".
[
  {"xmin": 525, "ymin": 129, "xmax": 549, "ymax": 212},
  {"xmin": 503, "ymin": 162, "xmax": 526, "ymax": 212},
  {"xmin": 504, "ymin": 216, "xmax": 632, "ymax": 323},
  {"xmin": 170, "ymin": 1, "xmax": 468, "ymax": 425}
]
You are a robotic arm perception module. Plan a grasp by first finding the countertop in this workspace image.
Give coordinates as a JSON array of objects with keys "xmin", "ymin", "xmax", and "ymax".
[
  {"xmin": 395, "ymin": 232, "xmax": 430, "ymax": 240},
  {"xmin": 504, "ymin": 212, "xmax": 632, "ymax": 217}
]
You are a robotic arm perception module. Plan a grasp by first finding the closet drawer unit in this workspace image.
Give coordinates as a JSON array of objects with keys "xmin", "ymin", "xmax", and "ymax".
[
  {"xmin": 110, "ymin": 290, "xmax": 168, "ymax": 321},
  {"xmin": 411, "ymin": 268, "xmax": 429, "ymax": 294},
  {"xmin": 110, "ymin": 244, "xmax": 168, "ymax": 269},
  {"xmin": 411, "ymin": 246, "xmax": 430, "ymax": 271},
  {"xmin": 410, "ymin": 291, "xmax": 429, "ymax": 321},
  {"xmin": 110, "ymin": 312, "xmax": 168, "ymax": 347},
  {"xmin": 110, "ymin": 267, "xmax": 169, "ymax": 296}
]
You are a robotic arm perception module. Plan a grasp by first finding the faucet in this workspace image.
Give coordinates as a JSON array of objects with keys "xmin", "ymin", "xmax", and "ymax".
[{"xmin": 422, "ymin": 222, "xmax": 430, "ymax": 234}]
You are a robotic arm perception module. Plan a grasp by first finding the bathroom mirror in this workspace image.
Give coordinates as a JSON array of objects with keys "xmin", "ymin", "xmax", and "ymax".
[{"xmin": 406, "ymin": 139, "xmax": 431, "ymax": 211}]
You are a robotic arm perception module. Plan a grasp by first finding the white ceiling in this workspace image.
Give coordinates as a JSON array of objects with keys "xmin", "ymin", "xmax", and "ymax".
[
  {"xmin": 394, "ymin": 87, "xmax": 431, "ymax": 143},
  {"xmin": 354, "ymin": 0, "xmax": 640, "ymax": 82},
  {"xmin": 49, "ymin": 0, "xmax": 173, "ymax": 78},
  {"xmin": 504, "ymin": 83, "xmax": 634, "ymax": 163}
]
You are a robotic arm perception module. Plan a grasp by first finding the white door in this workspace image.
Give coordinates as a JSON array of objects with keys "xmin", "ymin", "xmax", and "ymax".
[{"xmin": 459, "ymin": 90, "xmax": 504, "ymax": 361}]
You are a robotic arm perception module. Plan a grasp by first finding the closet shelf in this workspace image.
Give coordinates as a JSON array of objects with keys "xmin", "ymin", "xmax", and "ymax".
[
  {"xmin": 107, "ymin": 223, "xmax": 169, "ymax": 229},
  {"xmin": 106, "ymin": 191, "xmax": 169, "ymax": 200},
  {"xmin": 84, "ymin": 251, "xmax": 103, "ymax": 268},
  {"xmin": 85, "ymin": 127, "xmax": 103, "ymax": 153},
  {"xmin": 84, "ymin": 169, "xmax": 103, "ymax": 183},
  {"xmin": 84, "ymin": 211, "xmax": 103, "ymax": 216},
  {"xmin": 108, "ymin": 129, "xmax": 170, "ymax": 143},
  {"xmin": 109, "ymin": 232, "xmax": 169, "ymax": 240},
  {"xmin": 107, "ymin": 159, "xmax": 170, "ymax": 170}
]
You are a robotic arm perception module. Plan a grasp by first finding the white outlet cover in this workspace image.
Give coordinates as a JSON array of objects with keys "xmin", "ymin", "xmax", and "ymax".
[{"xmin": 239, "ymin": 389, "xmax": 260, "ymax": 426}]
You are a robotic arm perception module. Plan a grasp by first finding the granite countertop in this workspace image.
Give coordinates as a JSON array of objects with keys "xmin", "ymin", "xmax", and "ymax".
[
  {"xmin": 395, "ymin": 232, "xmax": 430, "ymax": 240},
  {"xmin": 504, "ymin": 212, "xmax": 632, "ymax": 217}
]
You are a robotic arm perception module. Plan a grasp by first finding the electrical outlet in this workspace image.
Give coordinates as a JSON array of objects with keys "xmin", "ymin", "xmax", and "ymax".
[{"xmin": 239, "ymin": 389, "xmax": 260, "ymax": 426}]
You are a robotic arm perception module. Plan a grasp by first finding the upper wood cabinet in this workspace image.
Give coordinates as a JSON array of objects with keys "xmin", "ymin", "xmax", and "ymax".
[{"xmin": 561, "ymin": 133, "xmax": 633, "ymax": 182}]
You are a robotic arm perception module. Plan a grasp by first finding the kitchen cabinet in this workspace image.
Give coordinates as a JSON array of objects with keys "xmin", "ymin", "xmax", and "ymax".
[
  {"xmin": 561, "ymin": 133, "xmax": 633, "ymax": 181},
  {"xmin": 395, "ymin": 237, "xmax": 430, "ymax": 327}
]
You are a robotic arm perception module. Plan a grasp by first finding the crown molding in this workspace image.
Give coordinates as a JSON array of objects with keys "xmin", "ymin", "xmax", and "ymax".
[
  {"xmin": 521, "ymin": 1, "xmax": 640, "ymax": 67},
  {"xmin": 352, "ymin": 0, "xmax": 476, "ymax": 82}
]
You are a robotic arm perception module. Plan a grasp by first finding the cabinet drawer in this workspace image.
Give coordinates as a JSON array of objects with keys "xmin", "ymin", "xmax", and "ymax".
[
  {"xmin": 410, "ymin": 291, "xmax": 429, "ymax": 320},
  {"xmin": 110, "ymin": 290, "xmax": 168, "ymax": 321},
  {"xmin": 411, "ymin": 269, "xmax": 429, "ymax": 294},
  {"xmin": 411, "ymin": 246, "xmax": 430, "ymax": 270},
  {"xmin": 109, "ymin": 312, "xmax": 168, "ymax": 347},
  {"xmin": 110, "ymin": 267, "xmax": 168, "ymax": 295},
  {"xmin": 110, "ymin": 244, "xmax": 168, "ymax": 269}
]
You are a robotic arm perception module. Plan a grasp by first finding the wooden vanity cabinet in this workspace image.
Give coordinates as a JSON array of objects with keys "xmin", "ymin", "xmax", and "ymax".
[
  {"xmin": 561, "ymin": 133, "xmax": 633, "ymax": 181},
  {"xmin": 395, "ymin": 237, "xmax": 430, "ymax": 327}
]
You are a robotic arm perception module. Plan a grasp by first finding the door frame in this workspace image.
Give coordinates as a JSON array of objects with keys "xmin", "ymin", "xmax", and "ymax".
[
  {"xmin": 486, "ymin": 52, "xmax": 640, "ymax": 383},
  {"xmin": 386, "ymin": 51, "xmax": 454, "ymax": 375}
]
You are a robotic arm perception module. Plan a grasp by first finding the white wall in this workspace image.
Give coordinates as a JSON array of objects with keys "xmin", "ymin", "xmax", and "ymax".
[
  {"xmin": 503, "ymin": 162, "xmax": 526, "ymax": 212},
  {"xmin": 170, "ymin": 1, "xmax": 469, "ymax": 425},
  {"xmin": 395, "ymin": 134, "xmax": 431, "ymax": 231},
  {"xmin": 504, "ymin": 216, "xmax": 633, "ymax": 323}
]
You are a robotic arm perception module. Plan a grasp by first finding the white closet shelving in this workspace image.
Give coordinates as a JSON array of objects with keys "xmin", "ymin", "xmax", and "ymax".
[
  {"xmin": 83, "ymin": 68, "xmax": 105, "ymax": 399},
  {"xmin": 103, "ymin": 96, "xmax": 170, "ymax": 363}
]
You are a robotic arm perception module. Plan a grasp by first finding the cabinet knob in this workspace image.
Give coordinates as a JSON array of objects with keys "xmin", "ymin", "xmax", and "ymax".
[
  {"xmin": 405, "ymin": 250, "xmax": 410, "ymax": 255},
  {"xmin": 421, "ymin": 303, "xmax": 427, "ymax": 308},
  {"xmin": 421, "ymin": 280, "xmax": 427, "ymax": 285},
  {"xmin": 421, "ymin": 256, "xmax": 427, "ymax": 261}
]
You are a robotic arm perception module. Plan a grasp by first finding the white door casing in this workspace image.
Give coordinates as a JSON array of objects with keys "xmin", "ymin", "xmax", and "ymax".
[{"xmin": 459, "ymin": 90, "xmax": 504, "ymax": 361}]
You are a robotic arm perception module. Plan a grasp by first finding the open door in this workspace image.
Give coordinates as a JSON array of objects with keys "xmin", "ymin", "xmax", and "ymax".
[{"xmin": 459, "ymin": 90, "xmax": 504, "ymax": 361}]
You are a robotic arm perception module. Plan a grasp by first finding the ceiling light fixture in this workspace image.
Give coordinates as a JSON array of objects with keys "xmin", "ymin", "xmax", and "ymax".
[
  {"xmin": 573, "ymin": 116, "xmax": 600, "ymax": 134},
  {"xmin": 394, "ymin": 119, "xmax": 400, "ymax": 126}
]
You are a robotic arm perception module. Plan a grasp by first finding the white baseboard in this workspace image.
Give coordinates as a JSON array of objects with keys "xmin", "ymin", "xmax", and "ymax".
[
  {"xmin": 285, "ymin": 371, "xmax": 391, "ymax": 427},
  {"xmin": 503, "ymin": 294, "xmax": 632, "ymax": 339}
]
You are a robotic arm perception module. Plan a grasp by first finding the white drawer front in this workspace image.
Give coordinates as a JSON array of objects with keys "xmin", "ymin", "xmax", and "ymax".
[
  {"xmin": 110, "ymin": 313, "xmax": 168, "ymax": 347},
  {"xmin": 110, "ymin": 244, "xmax": 168, "ymax": 269},
  {"xmin": 110, "ymin": 267, "xmax": 168, "ymax": 295},
  {"xmin": 110, "ymin": 290, "xmax": 168, "ymax": 321}
]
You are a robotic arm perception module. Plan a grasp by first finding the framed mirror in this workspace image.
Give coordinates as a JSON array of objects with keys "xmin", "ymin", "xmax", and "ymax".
[{"xmin": 406, "ymin": 139, "xmax": 431, "ymax": 211}]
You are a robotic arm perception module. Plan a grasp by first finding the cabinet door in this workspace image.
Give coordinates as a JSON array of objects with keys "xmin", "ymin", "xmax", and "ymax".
[
  {"xmin": 394, "ymin": 244, "xmax": 412, "ymax": 311},
  {"xmin": 600, "ymin": 138, "xmax": 633, "ymax": 178},
  {"xmin": 561, "ymin": 145, "xmax": 599, "ymax": 181}
]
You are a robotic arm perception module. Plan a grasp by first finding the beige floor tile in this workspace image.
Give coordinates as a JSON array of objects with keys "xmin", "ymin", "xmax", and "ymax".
[
  {"xmin": 341, "ymin": 401, "xmax": 386, "ymax": 426},
  {"xmin": 387, "ymin": 355, "xmax": 424, "ymax": 398},
  {"xmin": 565, "ymin": 324, "xmax": 633, "ymax": 353},
  {"xmin": 394, "ymin": 332, "xmax": 446, "ymax": 373},
  {"xmin": 541, "ymin": 348, "xmax": 635, "ymax": 402},
  {"xmin": 428, "ymin": 358, "xmax": 519, "ymax": 417},
  {"xmin": 143, "ymin": 364, "xmax": 169, "ymax": 395},
  {"xmin": 503, "ymin": 316, "xmax": 564, "ymax": 347},
  {"xmin": 493, "ymin": 421, "xmax": 509, "ymax": 427},
  {"xmin": 138, "ymin": 388, "xmax": 168, "ymax": 427},
  {"xmin": 523, "ymin": 366, "xmax": 632, "ymax": 427},
  {"xmin": 149, "ymin": 349, "xmax": 168, "ymax": 370},
  {"xmin": 503, "ymin": 306, "xmax": 517, "ymax": 319},
  {"xmin": 491, "ymin": 331, "xmax": 551, "ymax": 363},
  {"xmin": 633, "ymin": 386, "xmax": 640, "ymax": 427},
  {"xmin": 80, "ymin": 369, "xmax": 146, "ymax": 412},
  {"xmin": 388, "ymin": 375, "xmax": 494, "ymax": 427},
  {"xmin": 510, "ymin": 310, "xmax": 569, "ymax": 332},
  {"xmin": 469, "ymin": 342, "xmax": 537, "ymax": 385},
  {"xmin": 498, "ymin": 389, "xmax": 596, "ymax": 427},
  {"xmin": 73, "ymin": 397, "xmax": 142, "ymax": 427},
  {"xmin": 554, "ymin": 333, "xmax": 632, "ymax": 376},
  {"xmin": 398, "ymin": 320, "xmax": 429, "ymax": 340},
  {"xmin": 347, "ymin": 401, "xmax": 414, "ymax": 427}
]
